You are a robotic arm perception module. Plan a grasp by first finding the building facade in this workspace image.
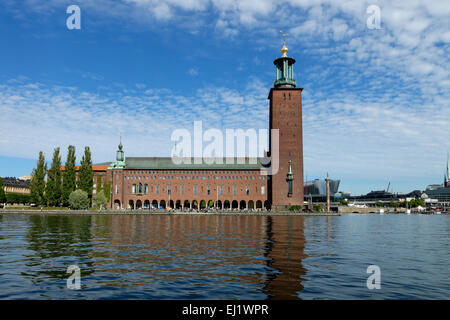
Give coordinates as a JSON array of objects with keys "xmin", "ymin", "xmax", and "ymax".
[
  {"xmin": 1, "ymin": 177, "xmax": 30, "ymax": 194},
  {"xmin": 424, "ymin": 157, "xmax": 450, "ymax": 202},
  {"xmin": 88, "ymin": 44, "xmax": 305, "ymax": 210},
  {"xmin": 304, "ymin": 178, "xmax": 341, "ymax": 202}
]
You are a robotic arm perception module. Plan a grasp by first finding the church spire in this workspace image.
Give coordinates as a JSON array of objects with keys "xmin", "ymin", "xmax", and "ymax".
[{"xmin": 445, "ymin": 153, "xmax": 450, "ymax": 187}]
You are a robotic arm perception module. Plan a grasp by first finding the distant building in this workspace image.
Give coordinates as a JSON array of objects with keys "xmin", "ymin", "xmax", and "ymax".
[
  {"xmin": 60, "ymin": 163, "xmax": 111, "ymax": 198},
  {"xmin": 349, "ymin": 190, "xmax": 397, "ymax": 202},
  {"xmin": 304, "ymin": 178, "xmax": 341, "ymax": 202},
  {"xmin": 2, "ymin": 177, "xmax": 30, "ymax": 194},
  {"xmin": 422, "ymin": 156, "xmax": 450, "ymax": 202},
  {"xmin": 424, "ymin": 185, "xmax": 450, "ymax": 202},
  {"xmin": 426, "ymin": 184, "xmax": 444, "ymax": 191}
]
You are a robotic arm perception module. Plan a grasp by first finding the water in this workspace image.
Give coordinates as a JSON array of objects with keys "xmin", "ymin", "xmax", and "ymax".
[{"xmin": 0, "ymin": 213, "xmax": 448, "ymax": 299}]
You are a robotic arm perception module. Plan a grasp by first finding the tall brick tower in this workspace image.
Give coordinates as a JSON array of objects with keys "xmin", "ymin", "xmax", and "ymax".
[{"xmin": 268, "ymin": 40, "xmax": 304, "ymax": 210}]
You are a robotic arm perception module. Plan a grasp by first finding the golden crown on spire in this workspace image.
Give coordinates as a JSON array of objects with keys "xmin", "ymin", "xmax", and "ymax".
[{"xmin": 280, "ymin": 30, "xmax": 288, "ymax": 57}]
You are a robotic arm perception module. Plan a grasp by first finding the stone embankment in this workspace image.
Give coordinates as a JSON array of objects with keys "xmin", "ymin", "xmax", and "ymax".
[{"xmin": 0, "ymin": 209, "xmax": 340, "ymax": 216}]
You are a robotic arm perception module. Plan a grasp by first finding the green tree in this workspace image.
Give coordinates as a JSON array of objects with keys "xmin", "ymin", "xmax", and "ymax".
[
  {"xmin": 340, "ymin": 199, "xmax": 348, "ymax": 206},
  {"xmin": 69, "ymin": 189, "xmax": 90, "ymax": 210},
  {"xmin": 408, "ymin": 198, "xmax": 425, "ymax": 208},
  {"xmin": 6, "ymin": 193, "xmax": 31, "ymax": 204},
  {"xmin": 45, "ymin": 147, "xmax": 62, "ymax": 206},
  {"xmin": 62, "ymin": 145, "xmax": 76, "ymax": 206},
  {"xmin": 313, "ymin": 204, "xmax": 323, "ymax": 212},
  {"xmin": 0, "ymin": 177, "xmax": 6, "ymax": 204},
  {"xmin": 77, "ymin": 146, "xmax": 94, "ymax": 206},
  {"xmin": 416, "ymin": 199, "xmax": 425, "ymax": 207},
  {"xmin": 389, "ymin": 201, "xmax": 399, "ymax": 208},
  {"xmin": 29, "ymin": 151, "xmax": 47, "ymax": 206},
  {"xmin": 93, "ymin": 192, "xmax": 107, "ymax": 209}
]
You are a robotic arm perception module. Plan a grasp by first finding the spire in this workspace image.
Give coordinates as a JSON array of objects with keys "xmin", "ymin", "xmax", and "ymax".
[
  {"xmin": 446, "ymin": 152, "xmax": 450, "ymax": 184},
  {"xmin": 172, "ymin": 141, "xmax": 179, "ymax": 158},
  {"xmin": 118, "ymin": 131, "xmax": 123, "ymax": 151},
  {"xmin": 280, "ymin": 30, "xmax": 289, "ymax": 57},
  {"xmin": 273, "ymin": 31, "xmax": 296, "ymax": 88},
  {"xmin": 108, "ymin": 133, "xmax": 126, "ymax": 169},
  {"xmin": 116, "ymin": 132, "xmax": 124, "ymax": 162}
]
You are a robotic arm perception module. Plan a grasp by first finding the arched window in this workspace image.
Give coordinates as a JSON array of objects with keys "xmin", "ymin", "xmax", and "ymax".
[
  {"xmin": 156, "ymin": 184, "xmax": 159, "ymax": 195},
  {"xmin": 115, "ymin": 184, "xmax": 119, "ymax": 194},
  {"xmin": 246, "ymin": 184, "xmax": 250, "ymax": 195},
  {"xmin": 261, "ymin": 185, "xmax": 265, "ymax": 195},
  {"xmin": 233, "ymin": 185, "xmax": 237, "ymax": 196},
  {"xmin": 207, "ymin": 185, "xmax": 210, "ymax": 195},
  {"xmin": 138, "ymin": 183, "xmax": 143, "ymax": 194},
  {"xmin": 144, "ymin": 184, "xmax": 148, "ymax": 194},
  {"xmin": 132, "ymin": 184, "xmax": 136, "ymax": 194}
]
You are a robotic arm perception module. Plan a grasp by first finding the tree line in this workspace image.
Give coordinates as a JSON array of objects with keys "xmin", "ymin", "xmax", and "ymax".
[{"xmin": 26, "ymin": 146, "xmax": 109, "ymax": 209}]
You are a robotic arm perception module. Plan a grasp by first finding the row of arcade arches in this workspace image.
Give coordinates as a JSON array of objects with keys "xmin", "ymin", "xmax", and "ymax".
[{"xmin": 113, "ymin": 199, "xmax": 270, "ymax": 210}]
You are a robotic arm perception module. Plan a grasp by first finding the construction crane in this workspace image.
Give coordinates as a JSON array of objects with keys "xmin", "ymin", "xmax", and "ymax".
[{"xmin": 386, "ymin": 181, "xmax": 391, "ymax": 193}]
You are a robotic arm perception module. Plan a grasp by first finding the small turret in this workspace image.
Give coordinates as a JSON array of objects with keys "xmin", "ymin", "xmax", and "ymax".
[
  {"xmin": 286, "ymin": 160, "xmax": 294, "ymax": 197},
  {"xmin": 109, "ymin": 133, "xmax": 126, "ymax": 169},
  {"xmin": 117, "ymin": 135, "xmax": 124, "ymax": 162}
]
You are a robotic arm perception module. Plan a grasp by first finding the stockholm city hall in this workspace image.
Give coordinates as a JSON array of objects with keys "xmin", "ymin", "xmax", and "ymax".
[{"xmin": 92, "ymin": 42, "xmax": 305, "ymax": 211}]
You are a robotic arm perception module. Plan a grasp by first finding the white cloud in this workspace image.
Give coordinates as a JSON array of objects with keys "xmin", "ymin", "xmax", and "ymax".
[
  {"xmin": 1, "ymin": 75, "xmax": 448, "ymax": 194},
  {"xmin": 187, "ymin": 68, "xmax": 199, "ymax": 77}
]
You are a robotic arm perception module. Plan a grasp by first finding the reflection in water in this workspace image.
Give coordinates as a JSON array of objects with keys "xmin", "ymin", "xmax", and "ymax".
[
  {"xmin": 0, "ymin": 214, "xmax": 308, "ymax": 299},
  {"xmin": 1, "ymin": 213, "xmax": 447, "ymax": 299},
  {"xmin": 24, "ymin": 215, "xmax": 96, "ymax": 286},
  {"xmin": 263, "ymin": 216, "xmax": 307, "ymax": 300}
]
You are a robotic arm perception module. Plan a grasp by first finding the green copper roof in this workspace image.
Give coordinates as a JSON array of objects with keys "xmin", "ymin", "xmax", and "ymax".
[
  {"xmin": 94, "ymin": 162, "xmax": 112, "ymax": 166},
  {"xmin": 124, "ymin": 157, "xmax": 265, "ymax": 170}
]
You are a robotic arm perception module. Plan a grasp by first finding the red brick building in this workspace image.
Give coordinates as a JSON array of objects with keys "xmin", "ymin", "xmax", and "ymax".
[{"xmin": 99, "ymin": 44, "xmax": 304, "ymax": 210}]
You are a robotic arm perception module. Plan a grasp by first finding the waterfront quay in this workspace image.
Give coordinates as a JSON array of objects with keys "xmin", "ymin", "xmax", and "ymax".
[{"xmin": 0, "ymin": 209, "xmax": 340, "ymax": 216}]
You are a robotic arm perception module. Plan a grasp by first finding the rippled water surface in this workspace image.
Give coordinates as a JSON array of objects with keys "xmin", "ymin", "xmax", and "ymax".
[{"xmin": 0, "ymin": 213, "xmax": 448, "ymax": 299}]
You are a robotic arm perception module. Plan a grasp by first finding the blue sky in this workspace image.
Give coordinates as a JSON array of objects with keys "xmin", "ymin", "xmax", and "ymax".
[{"xmin": 0, "ymin": 0, "xmax": 449, "ymax": 195}]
